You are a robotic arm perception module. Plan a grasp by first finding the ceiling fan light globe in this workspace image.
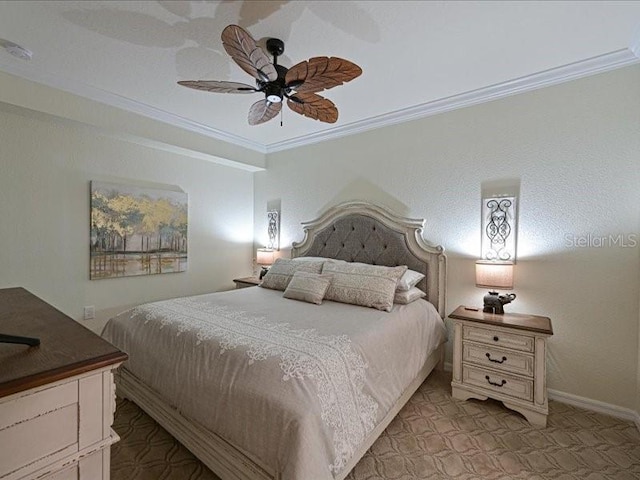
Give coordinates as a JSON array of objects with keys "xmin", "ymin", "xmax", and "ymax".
[{"xmin": 264, "ymin": 83, "xmax": 283, "ymax": 103}]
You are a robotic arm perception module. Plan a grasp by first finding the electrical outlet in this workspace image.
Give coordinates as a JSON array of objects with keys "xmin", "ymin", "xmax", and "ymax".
[{"xmin": 83, "ymin": 306, "xmax": 95, "ymax": 320}]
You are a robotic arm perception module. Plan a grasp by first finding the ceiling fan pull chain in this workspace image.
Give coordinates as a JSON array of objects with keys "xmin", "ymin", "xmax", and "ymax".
[{"xmin": 280, "ymin": 107, "xmax": 283, "ymax": 127}]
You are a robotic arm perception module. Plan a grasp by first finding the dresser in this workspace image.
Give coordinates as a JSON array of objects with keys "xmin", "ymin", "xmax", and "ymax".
[
  {"xmin": 0, "ymin": 287, "xmax": 127, "ymax": 480},
  {"xmin": 449, "ymin": 305, "xmax": 553, "ymax": 427}
]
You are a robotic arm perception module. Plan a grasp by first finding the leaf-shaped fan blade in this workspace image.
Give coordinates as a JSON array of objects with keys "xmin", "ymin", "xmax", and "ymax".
[
  {"xmin": 285, "ymin": 57, "xmax": 362, "ymax": 93},
  {"xmin": 287, "ymin": 93, "xmax": 338, "ymax": 123},
  {"xmin": 178, "ymin": 80, "xmax": 257, "ymax": 94},
  {"xmin": 248, "ymin": 99, "xmax": 282, "ymax": 126},
  {"xmin": 221, "ymin": 25, "xmax": 277, "ymax": 82}
]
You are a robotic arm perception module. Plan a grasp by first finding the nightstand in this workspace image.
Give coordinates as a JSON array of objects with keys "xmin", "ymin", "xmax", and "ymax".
[
  {"xmin": 233, "ymin": 276, "xmax": 261, "ymax": 289},
  {"xmin": 449, "ymin": 305, "xmax": 553, "ymax": 427}
]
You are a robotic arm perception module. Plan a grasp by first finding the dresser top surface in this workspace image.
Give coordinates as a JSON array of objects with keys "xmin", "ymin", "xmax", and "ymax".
[
  {"xmin": 449, "ymin": 305, "xmax": 553, "ymax": 335},
  {"xmin": 0, "ymin": 287, "xmax": 127, "ymax": 398}
]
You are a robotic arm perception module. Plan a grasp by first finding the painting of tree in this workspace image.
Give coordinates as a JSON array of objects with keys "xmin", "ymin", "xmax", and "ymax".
[{"xmin": 90, "ymin": 181, "xmax": 188, "ymax": 279}]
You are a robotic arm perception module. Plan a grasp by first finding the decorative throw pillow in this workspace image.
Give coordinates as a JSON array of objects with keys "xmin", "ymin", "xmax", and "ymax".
[
  {"xmin": 260, "ymin": 258, "xmax": 324, "ymax": 291},
  {"xmin": 394, "ymin": 287, "xmax": 426, "ymax": 304},
  {"xmin": 396, "ymin": 269, "xmax": 425, "ymax": 292},
  {"xmin": 283, "ymin": 271, "xmax": 333, "ymax": 305},
  {"xmin": 322, "ymin": 262, "xmax": 407, "ymax": 312},
  {"xmin": 291, "ymin": 256, "xmax": 331, "ymax": 262},
  {"xmin": 292, "ymin": 256, "xmax": 347, "ymax": 267}
]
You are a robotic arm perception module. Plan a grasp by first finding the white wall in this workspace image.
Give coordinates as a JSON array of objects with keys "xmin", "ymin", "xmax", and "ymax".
[
  {"xmin": 0, "ymin": 71, "xmax": 265, "ymax": 171},
  {"xmin": 638, "ymin": 285, "xmax": 640, "ymax": 419},
  {"xmin": 255, "ymin": 65, "xmax": 640, "ymax": 409},
  {"xmin": 0, "ymin": 104, "xmax": 255, "ymax": 333}
]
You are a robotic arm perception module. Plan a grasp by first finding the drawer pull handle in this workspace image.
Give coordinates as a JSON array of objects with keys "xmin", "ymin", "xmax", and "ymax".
[
  {"xmin": 493, "ymin": 336, "xmax": 499, "ymax": 342},
  {"xmin": 485, "ymin": 375, "xmax": 506, "ymax": 387},
  {"xmin": 486, "ymin": 353, "xmax": 507, "ymax": 364}
]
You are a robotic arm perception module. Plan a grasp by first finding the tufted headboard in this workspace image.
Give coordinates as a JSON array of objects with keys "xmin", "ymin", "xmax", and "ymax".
[{"xmin": 291, "ymin": 201, "xmax": 447, "ymax": 317}]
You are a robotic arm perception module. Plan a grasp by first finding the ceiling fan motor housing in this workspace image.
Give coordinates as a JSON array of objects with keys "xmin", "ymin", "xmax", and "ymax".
[
  {"xmin": 261, "ymin": 64, "xmax": 289, "ymax": 103},
  {"xmin": 266, "ymin": 38, "xmax": 285, "ymax": 58},
  {"xmin": 265, "ymin": 84, "xmax": 283, "ymax": 103}
]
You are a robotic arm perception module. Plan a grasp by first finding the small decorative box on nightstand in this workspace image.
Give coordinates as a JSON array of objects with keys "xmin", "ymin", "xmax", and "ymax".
[
  {"xmin": 233, "ymin": 276, "xmax": 261, "ymax": 289},
  {"xmin": 449, "ymin": 305, "xmax": 553, "ymax": 427}
]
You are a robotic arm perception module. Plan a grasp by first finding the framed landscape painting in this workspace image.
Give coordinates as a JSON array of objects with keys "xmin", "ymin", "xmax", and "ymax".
[{"xmin": 90, "ymin": 181, "xmax": 188, "ymax": 279}]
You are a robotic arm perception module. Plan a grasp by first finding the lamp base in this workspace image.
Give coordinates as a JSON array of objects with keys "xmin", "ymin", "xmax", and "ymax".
[
  {"xmin": 482, "ymin": 291, "xmax": 516, "ymax": 315},
  {"xmin": 259, "ymin": 267, "xmax": 269, "ymax": 280}
]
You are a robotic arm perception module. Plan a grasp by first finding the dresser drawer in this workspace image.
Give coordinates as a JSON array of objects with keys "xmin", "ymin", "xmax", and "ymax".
[
  {"xmin": 47, "ymin": 465, "xmax": 79, "ymax": 480},
  {"xmin": 463, "ymin": 325, "xmax": 534, "ymax": 352},
  {"xmin": 463, "ymin": 343, "xmax": 534, "ymax": 377},
  {"xmin": 0, "ymin": 402, "xmax": 79, "ymax": 477},
  {"xmin": 462, "ymin": 365, "xmax": 533, "ymax": 402}
]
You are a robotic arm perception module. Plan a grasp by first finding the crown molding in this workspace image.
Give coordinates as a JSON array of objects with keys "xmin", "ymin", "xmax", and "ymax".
[
  {"xmin": 0, "ymin": 60, "xmax": 267, "ymax": 155},
  {"xmin": 2, "ymin": 46, "xmax": 638, "ymax": 158},
  {"xmin": 109, "ymin": 133, "xmax": 265, "ymax": 172},
  {"xmin": 0, "ymin": 99, "xmax": 265, "ymax": 172},
  {"xmin": 266, "ymin": 48, "xmax": 640, "ymax": 153}
]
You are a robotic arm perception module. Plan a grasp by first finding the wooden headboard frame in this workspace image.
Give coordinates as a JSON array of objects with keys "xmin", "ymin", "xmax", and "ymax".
[{"xmin": 291, "ymin": 201, "xmax": 447, "ymax": 318}]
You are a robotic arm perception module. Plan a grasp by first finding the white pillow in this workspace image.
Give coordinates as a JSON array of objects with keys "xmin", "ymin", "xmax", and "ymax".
[
  {"xmin": 396, "ymin": 269, "xmax": 425, "ymax": 292},
  {"xmin": 322, "ymin": 262, "xmax": 407, "ymax": 312},
  {"xmin": 292, "ymin": 256, "xmax": 346, "ymax": 264},
  {"xmin": 394, "ymin": 287, "xmax": 426, "ymax": 304},
  {"xmin": 283, "ymin": 271, "xmax": 333, "ymax": 305},
  {"xmin": 260, "ymin": 258, "xmax": 324, "ymax": 291},
  {"xmin": 291, "ymin": 256, "xmax": 330, "ymax": 262}
]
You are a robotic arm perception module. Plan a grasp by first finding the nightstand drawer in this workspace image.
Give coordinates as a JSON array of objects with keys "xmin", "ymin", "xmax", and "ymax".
[
  {"xmin": 462, "ymin": 365, "xmax": 533, "ymax": 402},
  {"xmin": 463, "ymin": 343, "xmax": 534, "ymax": 377},
  {"xmin": 463, "ymin": 325, "xmax": 534, "ymax": 353}
]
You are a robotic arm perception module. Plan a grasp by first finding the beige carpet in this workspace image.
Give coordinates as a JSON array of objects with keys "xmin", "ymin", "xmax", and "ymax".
[{"xmin": 111, "ymin": 371, "xmax": 640, "ymax": 480}]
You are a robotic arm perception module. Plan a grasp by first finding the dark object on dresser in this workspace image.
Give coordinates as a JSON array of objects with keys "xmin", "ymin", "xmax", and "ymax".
[
  {"xmin": 482, "ymin": 291, "xmax": 516, "ymax": 314},
  {"xmin": 0, "ymin": 333, "xmax": 40, "ymax": 346}
]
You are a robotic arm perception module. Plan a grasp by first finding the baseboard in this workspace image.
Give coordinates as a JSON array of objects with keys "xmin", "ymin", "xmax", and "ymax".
[
  {"xmin": 441, "ymin": 362, "xmax": 639, "ymax": 431},
  {"xmin": 548, "ymin": 389, "xmax": 638, "ymax": 425}
]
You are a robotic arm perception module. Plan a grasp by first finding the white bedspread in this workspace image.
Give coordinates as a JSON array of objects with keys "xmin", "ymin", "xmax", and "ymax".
[{"xmin": 102, "ymin": 286, "xmax": 446, "ymax": 480}]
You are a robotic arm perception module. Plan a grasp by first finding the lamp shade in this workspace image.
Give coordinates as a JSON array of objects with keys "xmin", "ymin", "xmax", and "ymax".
[
  {"xmin": 256, "ymin": 248, "xmax": 274, "ymax": 266},
  {"xmin": 475, "ymin": 261, "xmax": 514, "ymax": 289}
]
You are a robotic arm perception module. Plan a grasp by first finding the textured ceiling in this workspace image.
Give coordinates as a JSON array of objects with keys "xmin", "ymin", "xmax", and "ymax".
[{"xmin": 0, "ymin": 1, "xmax": 638, "ymax": 153}]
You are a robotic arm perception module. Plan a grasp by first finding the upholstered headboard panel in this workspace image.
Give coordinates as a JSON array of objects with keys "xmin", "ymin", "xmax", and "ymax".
[
  {"xmin": 291, "ymin": 202, "xmax": 447, "ymax": 317},
  {"xmin": 296, "ymin": 214, "xmax": 429, "ymax": 285}
]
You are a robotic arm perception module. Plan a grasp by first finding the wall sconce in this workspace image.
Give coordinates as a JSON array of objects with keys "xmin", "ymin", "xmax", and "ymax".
[
  {"xmin": 256, "ymin": 248, "xmax": 274, "ymax": 279},
  {"xmin": 481, "ymin": 196, "xmax": 517, "ymax": 261},
  {"xmin": 475, "ymin": 260, "xmax": 516, "ymax": 314},
  {"xmin": 267, "ymin": 210, "xmax": 279, "ymax": 251}
]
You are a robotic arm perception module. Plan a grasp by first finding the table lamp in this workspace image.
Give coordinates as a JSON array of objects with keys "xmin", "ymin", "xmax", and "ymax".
[
  {"xmin": 475, "ymin": 261, "xmax": 516, "ymax": 314},
  {"xmin": 256, "ymin": 248, "xmax": 274, "ymax": 279}
]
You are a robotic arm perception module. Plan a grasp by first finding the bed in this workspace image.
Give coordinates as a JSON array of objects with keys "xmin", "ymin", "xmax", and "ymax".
[{"xmin": 103, "ymin": 201, "xmax": 447, "ymax": 480}]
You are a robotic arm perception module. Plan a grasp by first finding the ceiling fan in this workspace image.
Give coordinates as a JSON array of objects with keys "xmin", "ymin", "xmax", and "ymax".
[{"xmin": 178, "ymin": 25, "xmax": 362, "ymax": 126}]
